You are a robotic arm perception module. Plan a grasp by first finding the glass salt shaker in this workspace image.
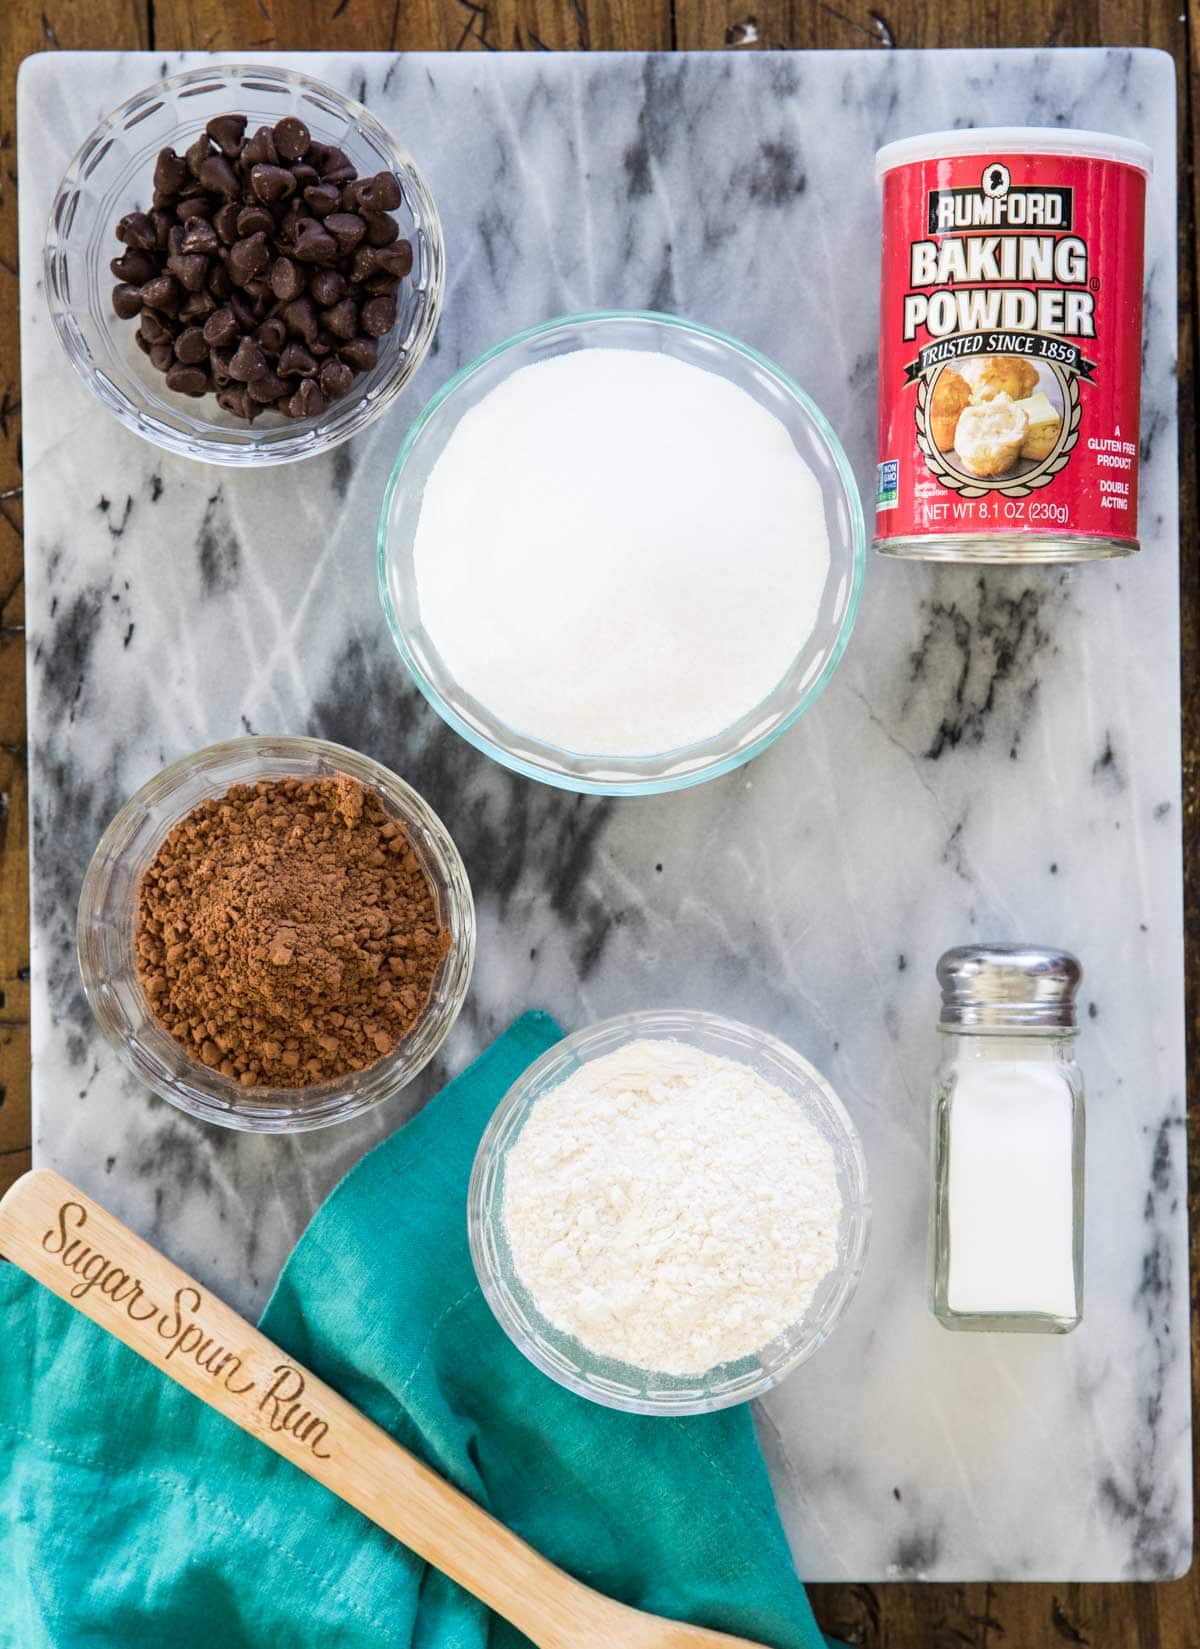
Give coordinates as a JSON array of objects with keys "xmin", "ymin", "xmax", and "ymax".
[{"xmin": 931, "ymin": 944, "xmax": 1085, "ymax": 1334}]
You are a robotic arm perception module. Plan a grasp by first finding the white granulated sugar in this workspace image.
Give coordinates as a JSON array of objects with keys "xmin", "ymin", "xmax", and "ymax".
[
  {"xmin": 501, "ymin": 1039, "xmax": 844, "ymax": 1376},
  {"xmin": 413, "ymin": 348, "xmax": 831, "ymax": 757}
]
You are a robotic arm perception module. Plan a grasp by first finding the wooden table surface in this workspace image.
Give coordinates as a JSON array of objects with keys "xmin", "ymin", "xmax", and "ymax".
[{"xmin": 1, "ymin": 2, "xmax": 1195, "ymax": 1644}]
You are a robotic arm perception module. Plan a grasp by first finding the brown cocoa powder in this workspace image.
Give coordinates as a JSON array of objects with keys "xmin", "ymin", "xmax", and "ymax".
[{"xmin": 135, "ymin": 774, "xmax": 451, "ymax": 1089}]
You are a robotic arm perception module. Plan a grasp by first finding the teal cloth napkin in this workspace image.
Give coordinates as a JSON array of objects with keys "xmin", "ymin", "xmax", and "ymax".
[{"xmin": 0, "ymin": 1012, "xmax": 834, "ymax": 1648}]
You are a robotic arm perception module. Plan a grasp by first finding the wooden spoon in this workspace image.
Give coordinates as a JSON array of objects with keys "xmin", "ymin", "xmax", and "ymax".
[{"xmin": 0, "ymin": 1170, "xmax": 775, "ymax": 1649}]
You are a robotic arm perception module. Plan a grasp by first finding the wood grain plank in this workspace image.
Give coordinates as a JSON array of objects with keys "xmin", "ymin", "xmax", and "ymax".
[
  {"xmin": 675, "ymin": 0, "xmax": 1181, "ymax": 51},
  {"xmin": 149, "ymin": 0, "xmax": 665, "ymax": 55},
  {"xmin": 1, "ymin": 4, "xmax": 1195, "ymax": 1646}
]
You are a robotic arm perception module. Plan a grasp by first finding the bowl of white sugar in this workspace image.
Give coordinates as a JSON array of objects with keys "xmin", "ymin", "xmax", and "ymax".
[
  {"xmin": 378, "ymin": 311, "xmax": 865, "ymax": 794},
  {"xmin": 468, "ymin": 1009, "xmax": 870, "ymax": 1414}
]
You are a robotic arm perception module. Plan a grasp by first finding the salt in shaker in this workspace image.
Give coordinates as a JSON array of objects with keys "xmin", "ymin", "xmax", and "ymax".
[{"xmin": 931, "ymin": 944, "xmax": 1085, "ymax": 1333}]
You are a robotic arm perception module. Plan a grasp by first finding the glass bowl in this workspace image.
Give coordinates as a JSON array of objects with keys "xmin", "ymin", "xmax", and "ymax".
[
  {"xmin": 468, "ymin": 1008, "xmax": 871, "ymax": 1414},
  {"xmin": 77, "ymin": 736, "xmax": 475, "ymax": 1132},
  {"xmin": 378, "ymin": 310, "xmax": 866, "ymax": 796},
  {"xmin": 45, "ymin": 62, "xmax": 444, "ymax": 466}
]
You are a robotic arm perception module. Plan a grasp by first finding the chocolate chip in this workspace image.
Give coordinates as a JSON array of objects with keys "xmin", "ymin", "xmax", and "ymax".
[
  {"xmin": 319, "ymin": 358, "xmax": 354, "ymax": 400},
  {"xmin": 236, "ymin": 204, "xmax": 274, "ymax": 239},
  {"xmin": 207, "ymin": 263, "xmax": 233, "ymax": 301},
  {"xmin": 273, "ymin": 202, "xmax": 305, "ymax": 246},
  {"xmin": 174, "ymin": 326, "xmax": 209, "ymax": 365},
  {"xmin": 203, "ymin": 307, "xmax": 239, "ymax": 348},
  {"xmin": 256, "ymin": 317, "xmax": 287, "ymax": 356},
  {"xmin": 166, "ymin": 253, "xmax": 210, "ymax": 293},
  {"xmin": 112, "ymin": 283, "xmax": 143, "ymax": 319},
  {"xmin": 251, "ymin": 164, "xmax": 297, "ymax": 205},
  {"xmin": 154, "ymin": 148, "xmax": 189, "ymax": 195},
  {"xmin": 359, "ymin": 172, "xmax": 402, "ymax": 211},
  {"xmin": 229, "ymin": 336, "xmax": 269, "ymax": 382},
  {"xmin": 165, "ymin": 364, "xmax": 210, "ymax": 396},
  {"xmin": 151, "ymin": 210, "xmax": 175, "ymax": 249},
  {"xmin": 229, "ymin": 232, "xmax": 270, "ymax": 287},
  {"xmin": 309, "ymin": 268, "xmax": 346, "ymax": 307},
  {"xmin": 179, "ymin": 290, "xmax": 216, "ymax": 321},
  {"xmin": 111, "ymin": 249, "xmax": 157, "ymax": 285},
  {"xmin": 180, "ymin": 218, "xmax": 220, "ymax": 256},
  {"xmin": 283, "ymin": 297, "xmax": 320, "ymax": 344},
  {"xmin": 294, "ymin": 227, "xmax": 338, "ymax": 264},
  {"xmin": 199, "ymin": 154, "xmax": 240, "ymax": 199},
  {"xmin": 135, "ymin": 328, "xmax": 152, "ymax": 355},
  {"xmin": 141, "ymin": 274, "xmax": 182, "ymax": 314},
  {"xmin": 138, "ymin": 310, "xmax": 174, "ymax": 346},
  {"xmin": 247, "ymin": 371, "xmax": 289, "ymax": 403},
  {"xmin": 324, "ymin": 297, "xmax": 358, "ymax": 340},
  {"xmin": 213, "ymin": 202, "xmax": 242, "ymax": 244},
  {"xmin": 229, "ymin": 291, "xmax": 258, "ymax": 333},
  {"xmin": 185, "ymin": 134, "xmax": 212, "ymax": 178},
  {"xmin": 273, "ymin": 116, "xmax": 311, "ymax": 162},
  {"xmin": 241, "ymin": 126, "xmax": 278, "ymax": 168},
  {"xmin": 117, "ymin": 211, "xmax": 158, "ymax": 250},
  {"xmin": 176, "ymin": 196, "xmax": 215, "ymax": 223},
  {"xmin": 360, "ymin": 293, "xmax": 396, "ymax": 338},
  {"xmin": 278, "ymin": 341, "xmax": 317, "ymax": 378},
  {"xmin": 206, "ymin": 113, "xmax": 248, "ymax": 157},
  {"xmin": 282, "ymin": 212, "xmax": 317, "ymax": 246},
  {"xmin": 348, "ymin": 246, "xmax": 376, "ymax": 284},
  {"xmin": 291, "ymin": 163, "xmax": 320, "ymax": 190},
  {"xmin": 167, "ymin": 225, "xmax": 187, "ymax": 257},
  {"xmin": 317, "ymin": 146, "xmax": 356, "ymax": 183},
  {"xmin": 288, "ymin": 379, "xmax": 327, "ymax": 419},
  {"xmin": 339, "ymin": 336, "xmax": 377, "ymax": 372},
  {"xmin": 365, "ymin": 210, "xmax": 402, "ymax": 248},
  {"xmin": 149, "ymin": 340, "xmax": 176, "ymax": 372},
  {"xmin": 302, "ymin": 183, "xmax": 340, "ymax": 217},
  {"xmin": 269, "ymin": 257, "xmax": 305, "ymax": 302},
  {"xmin": 217, "ymin": 385, "xmax": 254, "ymax": 419},
  {"xmin": 325, "ymin": 212, "xmax": 367, "ymax": 254},
  {"xmin": 374, "ymin": 241, "xmax": 413, "ymax": 280}
]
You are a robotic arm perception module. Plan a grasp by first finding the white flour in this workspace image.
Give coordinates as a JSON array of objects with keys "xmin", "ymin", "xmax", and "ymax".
[
  {"xmin": 413, "ymin": 348, "xmax": 831, "ymax": 757},
  {"xmin": 501, "ymin": 1039, "xmax": 844, "ymax": 1375}
]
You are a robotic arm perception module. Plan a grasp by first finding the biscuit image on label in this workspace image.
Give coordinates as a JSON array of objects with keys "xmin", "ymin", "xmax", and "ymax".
[
  {"xmin": 960, "ymin": 354, "xmax": 1041, "ymax": 405},
  {"xmin": 1011, "ymin": 389, "xmax": 1064, "ymax": 461},
  {"xmin": 954, "ymin": 396, "xmax": 1029, "ymax": 477},
  {"xmin": 930, "ymin": 368, "xmax": 971, "ymax": 450}
]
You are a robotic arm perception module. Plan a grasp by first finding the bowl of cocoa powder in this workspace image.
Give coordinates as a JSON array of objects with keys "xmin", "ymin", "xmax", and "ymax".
[{"xmin": 77, "ymin": 736, "xmax": 474, "ymax": 1131}]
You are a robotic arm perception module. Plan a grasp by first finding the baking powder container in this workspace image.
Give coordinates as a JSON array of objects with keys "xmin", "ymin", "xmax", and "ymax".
[{"xmin": 874, "ymin": 128, "xmax": 1151, "ymax": 562}]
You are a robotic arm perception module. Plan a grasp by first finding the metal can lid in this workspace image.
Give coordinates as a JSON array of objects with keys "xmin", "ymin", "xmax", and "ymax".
[
  {"xmin": 937, "ymin": 943, "xmax": 1082, "ymax": 1030},
  {"xmin": 875, "ymin": 126, "xmax": 1153, "ymax": 181}
]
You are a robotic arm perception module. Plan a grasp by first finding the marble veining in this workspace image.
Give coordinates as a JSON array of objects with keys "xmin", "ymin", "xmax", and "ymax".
[{"xmin": 18, "ymin": 48, "xmax": 1187, "ymax": 1580}]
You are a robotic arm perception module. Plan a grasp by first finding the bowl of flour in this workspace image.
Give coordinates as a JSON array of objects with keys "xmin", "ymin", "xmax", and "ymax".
[
  {"xmin": 468, "ymin": 1009, "xmax": 870, "ymax": 1414},
  {"xmin": 378, "ymin": 311, "xmax": 865, "ymax": 795}
]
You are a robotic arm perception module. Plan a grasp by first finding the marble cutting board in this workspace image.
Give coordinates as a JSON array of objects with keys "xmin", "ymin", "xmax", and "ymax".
[{"xmin": 17, "ymin": 47, "xmax": 1188, "ymax": 1582}]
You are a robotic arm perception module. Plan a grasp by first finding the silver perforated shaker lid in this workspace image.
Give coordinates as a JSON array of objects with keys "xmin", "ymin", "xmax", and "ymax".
[{"xmin": 937, "ymin": 944, "xmax": 1083, "ymax": 1030}]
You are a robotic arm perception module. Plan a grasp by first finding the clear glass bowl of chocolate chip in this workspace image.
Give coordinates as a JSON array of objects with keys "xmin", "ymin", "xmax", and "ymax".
[
  {"xmin": 77, "ymin": 736, "xmax": 475, "ymax": 1132},
  {"xmin": 44, "ymin": 63, "xmax": 444, "ymax": 466}
]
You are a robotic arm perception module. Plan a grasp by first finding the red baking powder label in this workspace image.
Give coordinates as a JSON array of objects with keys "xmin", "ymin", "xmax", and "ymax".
[{"xmin": 875, "ymin": 149, "xmax": 1147, "ymax": 551}]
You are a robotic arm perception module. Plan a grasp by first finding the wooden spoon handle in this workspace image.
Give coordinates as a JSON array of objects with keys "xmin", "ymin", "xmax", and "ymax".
[{"xmin": 0, "ymin": 1168, "xmax": 615, "ymax": 1649}]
